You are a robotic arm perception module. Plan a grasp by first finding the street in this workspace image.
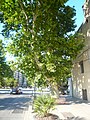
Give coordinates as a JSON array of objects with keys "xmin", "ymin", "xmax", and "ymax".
[
  {"xmin": 0, "ymin": 92, "xmax": 90, "ymax": 120},
  {"xmin": 0, "ymin": 93, "xmax": 32, "ymax": 120},
  {"xmin": 0, "ymin": 88, "xmax": 50, "ymax": 120}
]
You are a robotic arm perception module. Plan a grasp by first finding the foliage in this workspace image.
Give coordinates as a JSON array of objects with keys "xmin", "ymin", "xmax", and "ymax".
[
  {"xmin": 33, "ymin": 95, "xmax": 55, "ymax": 117},
  {"xmin": 0, "ymin": 0, "xmax": 85, "ymax": 90},
  {"xmin": 0, "ymin": 39, "xmax": 13, "ymax": 87},
  {"xmin": 5, "ymin": 78, "xmax": 17, "ymax": 87},
  {"xmin": 0, "ymin": 78, "xmax": 5, "ymax": 87}
]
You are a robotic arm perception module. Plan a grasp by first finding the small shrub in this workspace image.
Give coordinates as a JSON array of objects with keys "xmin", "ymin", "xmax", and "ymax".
[{"xmin": 33, "ymin": 94, "xmax": 55, "ymax": 117}]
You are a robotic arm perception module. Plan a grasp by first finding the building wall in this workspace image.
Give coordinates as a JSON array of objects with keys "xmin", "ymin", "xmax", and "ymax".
[
  {"xmin": 72, "ymin": 50, "xmax": 90, "ymax": 100},
  {"xmin": 72, "ymin": 0, "xmax": 90, "ymax": 101}
]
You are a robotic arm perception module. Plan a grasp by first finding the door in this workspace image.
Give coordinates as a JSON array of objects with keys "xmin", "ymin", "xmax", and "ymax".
[{"xmin": 82, "ymin": 89, "xmax": 87, "ymax": 100}]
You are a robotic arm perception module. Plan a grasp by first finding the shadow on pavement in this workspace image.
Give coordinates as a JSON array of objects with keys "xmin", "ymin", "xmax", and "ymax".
[
  {"xmin": 0, "ymin": 95, "xmax": 32, "ymax": 111},
  {"xmin": 56, "ymin": 95, "xmax": 90, "ymax": 105},
  {"xmin": 66, "ymin": 116, "xmax": 86, "ymax": 120}
]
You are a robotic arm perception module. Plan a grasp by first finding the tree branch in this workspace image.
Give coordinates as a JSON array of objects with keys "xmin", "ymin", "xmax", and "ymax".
[{"xmin": 18, "ymin": 0, "xmax": 32, "ymax": 32}]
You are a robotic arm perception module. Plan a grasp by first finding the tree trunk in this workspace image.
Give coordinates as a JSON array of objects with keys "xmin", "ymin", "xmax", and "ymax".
[{"xmin": 50, "ymin": 84, "xmax": 60, "ymax": 99}]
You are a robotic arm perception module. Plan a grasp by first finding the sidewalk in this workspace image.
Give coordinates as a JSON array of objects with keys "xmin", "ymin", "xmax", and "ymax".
[{"xmin": 24, "ymin": 95, "xmax": 90, "ymax": 120}]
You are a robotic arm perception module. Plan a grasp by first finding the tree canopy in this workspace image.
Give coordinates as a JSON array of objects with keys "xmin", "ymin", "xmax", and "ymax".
[
  {"xmin": 0, "ymin": 39, "xmax": 13, "ymax": 87},
  {"xmin": 0, "ymin": 0, "xmax": 84, "ymax": 89}
]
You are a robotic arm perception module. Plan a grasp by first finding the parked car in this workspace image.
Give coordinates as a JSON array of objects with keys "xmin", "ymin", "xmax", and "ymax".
[{"xmin": 10, "ymin": 87, "xmax": 23, "ymax": 94}]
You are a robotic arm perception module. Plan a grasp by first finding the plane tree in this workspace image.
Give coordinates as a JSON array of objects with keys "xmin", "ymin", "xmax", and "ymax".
[{"xmin": 0, "ymin": 0, "xmax": 84, "ymax": 97}]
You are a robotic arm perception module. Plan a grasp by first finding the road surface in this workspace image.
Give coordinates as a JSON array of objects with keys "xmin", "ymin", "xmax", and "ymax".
[
  {"xmin": 0, "ymin": 93, "xmax": 32, "ymax": 120},
  {"xmin": 0, "ymin": 88, "xmax": 50, "ymax": 120}
]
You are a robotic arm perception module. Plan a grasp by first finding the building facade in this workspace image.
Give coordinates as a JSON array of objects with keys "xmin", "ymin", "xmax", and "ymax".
[
  {"xmin": 14, "ymin": 71, "xmax": 27, "ymax": 87},
  {"xmin": 72, "ymin": 0, "xmax": 90, "ymax": 101}
]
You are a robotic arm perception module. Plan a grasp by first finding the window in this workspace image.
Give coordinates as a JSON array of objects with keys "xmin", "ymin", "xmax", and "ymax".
[
  {"xmin": 86, "ymin": 18, "xmax": 88, "ymax": 23},
  {"xmin": 79, "ymin": 61, "xmax": 84, "ymax": 73}
]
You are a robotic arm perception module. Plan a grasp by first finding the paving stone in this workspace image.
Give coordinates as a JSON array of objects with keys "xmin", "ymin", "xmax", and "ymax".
[
  {"xmin": 61, "ymin": 112, "xmax": 75, "ymax": 119},
  {"xmin": 12, "ymin": 108, "xmax": 24, "ymax": 113},
  {"xmin": 0, "ymin": 117, "xmax": 24, "ymax": 120}
]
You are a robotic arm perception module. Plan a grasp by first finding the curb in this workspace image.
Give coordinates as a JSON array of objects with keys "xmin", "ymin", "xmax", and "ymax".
[{"xmin": 24, "ymin": 106, "xmax": 34, "ymax": 120}]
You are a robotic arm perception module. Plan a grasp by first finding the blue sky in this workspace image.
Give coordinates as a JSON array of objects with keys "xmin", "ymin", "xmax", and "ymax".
[{"xmin": 67, "ymin": 0, "xmax": 85, "ymax": 31}]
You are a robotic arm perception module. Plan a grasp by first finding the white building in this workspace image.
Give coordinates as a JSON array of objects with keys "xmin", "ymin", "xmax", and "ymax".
[
  {"xmin": 14, "ymin": 71, "xmax": 27, "ymax": 87},
  {"xmin": 68, "ymin": 78, "xmax": 73, "ymax": 96}
]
